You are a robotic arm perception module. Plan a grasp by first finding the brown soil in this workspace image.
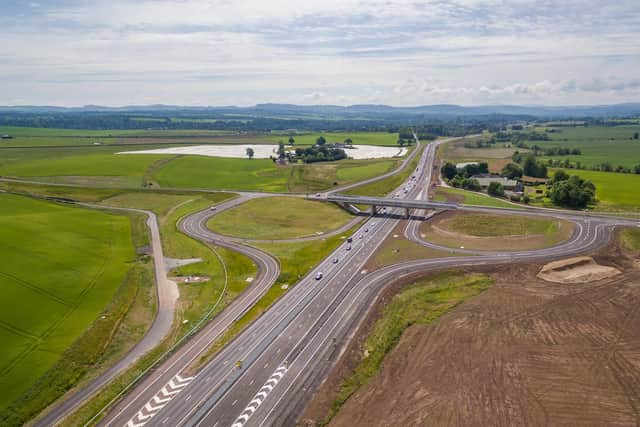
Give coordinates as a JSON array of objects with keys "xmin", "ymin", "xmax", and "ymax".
[
  {"xmin": 302, "ymin": 241, "xmax": 640, "ymax": 427},
  {"xmin": 537, "ymin": 256, "xmax": 622, "ymax": 284}
]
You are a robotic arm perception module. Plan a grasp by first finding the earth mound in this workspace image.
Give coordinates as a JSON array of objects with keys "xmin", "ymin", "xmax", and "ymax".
[{"xmin": 537, "ymin": 256, "xmax": 621, "ymax": 283}]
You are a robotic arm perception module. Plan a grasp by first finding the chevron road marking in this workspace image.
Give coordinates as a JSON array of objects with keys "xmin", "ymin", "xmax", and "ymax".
[
  {"xmin": 231, "ymin": 365, "xmax": 288, "ymax": 427},
  {"xmin": 125, "ymin": 374, "xmax": 194, "ymax": 427}
]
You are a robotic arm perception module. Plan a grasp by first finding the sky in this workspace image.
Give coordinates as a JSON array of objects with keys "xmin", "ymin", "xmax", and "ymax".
[{"xmin": 1, "ymin": 0, "xmax": 639, "ymax": 107}]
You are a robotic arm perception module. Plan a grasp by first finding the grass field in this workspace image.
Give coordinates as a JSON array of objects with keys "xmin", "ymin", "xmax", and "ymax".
[
  {"xmin": 556, "ymin": 169, "xmax": 640, "ymax": 211},
  {"xmin": 433, "ymin": 187, "xmax": 522, "ymax": 209},
  {"xmin": 421, "ymin": 212, "xmax": 574, "ymax": 251},
  {"xmin": 325, "ymin": 271, "xmax": 492, "ymax": 423},
  {"xmin": 0, "ymin": 194, "xmax": 135, "ymax": 412},
  {"xmin": 620, "ymin": 228, "xmax": 640, "ymax": 252},
  {"xmin": 207, "ymin": 197, "xmax": 353, "ymax": 240},
  {"xmin": 268, "ymin": 132, "xmax": 400, "ymax": 146},
  {"xmin": 444, "ymin": 213, "xmax": 558, "ymax": 236},
  {"xmin": 535, "ymin": 125, "xmax": 640, "ymax": 168},
  {"xmin": 343, "ymin": 145, "xmax": 419, "ymax": 197}
]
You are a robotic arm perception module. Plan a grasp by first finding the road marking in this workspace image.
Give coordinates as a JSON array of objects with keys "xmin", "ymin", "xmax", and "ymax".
[
  {"xmin": 231, "ymin": 365, "xmax": 287, "ymax": 427},
  {"xmin": 125, "ymin": 374, "xmax": 194, "ymax": 427}
]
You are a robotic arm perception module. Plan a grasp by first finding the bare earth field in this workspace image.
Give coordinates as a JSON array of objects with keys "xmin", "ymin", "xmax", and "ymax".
[{"xmin": 304, "ymin": 238, "xmax": 640, "ymax": 427}]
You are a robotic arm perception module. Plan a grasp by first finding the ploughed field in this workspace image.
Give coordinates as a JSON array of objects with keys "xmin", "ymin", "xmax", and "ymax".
[
  {"xmin": 0, "ymin": 193, "xmax": 135, "ymax": 411},
  {"xmin": 322, "ymin": 246, "xmax": 640, "ymax": 427}
]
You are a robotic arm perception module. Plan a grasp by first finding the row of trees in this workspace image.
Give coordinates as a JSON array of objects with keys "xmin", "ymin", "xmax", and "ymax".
[{"xmin": 543, "ymin": 158, "xmax": 640, "ymax": 175}]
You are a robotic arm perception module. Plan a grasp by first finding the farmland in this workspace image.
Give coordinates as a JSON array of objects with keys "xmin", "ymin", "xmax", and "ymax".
[
  {"xmin": 557, "ymin": 169, "xmax": 640, "ymax": 211},
  {"xmin": 268, "ymin": 132, "xmax": 399, "ymax": 146},
  {"xmin": 0, "ymin": 194, "xmax": 135, "ymax": 412},
  {"xmin": 0, "ymin": 141, "xmax": 401, "ymax": 192},
  {"xmin": 207, "ymin": 197, "xmax": 353, "ymax": 240}
]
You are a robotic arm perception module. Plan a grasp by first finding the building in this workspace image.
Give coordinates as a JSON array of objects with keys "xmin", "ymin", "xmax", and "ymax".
[
  {"xmin": 471, "ymin": 174, "xmax": 519, "ymax": 190},
  {"xmin": 1, "ymin": 134, "xmax": 12, "ymax": 139}
]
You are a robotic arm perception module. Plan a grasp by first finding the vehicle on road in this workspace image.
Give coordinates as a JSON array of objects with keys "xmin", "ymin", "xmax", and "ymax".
[
  {"xmin": 333, "ymin": 258, "xmax": 339, "ymax": 264},
  {"xmin": 364, "ymin": 228, "xmax": 369, "ymax": 233},
  {"xmin": 315, "ymin": 272, "xmax": 323, "ymax": 280},
  {"xmin": 346, "ymin": 245, "xmax": 352, "ymax": 251},
  {"xmin": 347, "ymin": 237, "xmax": 353, "ymax": 243},
  {"xmin": 210, "ymin": 207, "xmax": 216, "ymax": 211}
]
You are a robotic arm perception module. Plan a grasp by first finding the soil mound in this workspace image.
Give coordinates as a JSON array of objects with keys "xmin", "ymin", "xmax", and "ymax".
[{"xmin": 537, "ymin": 256, "xmax": 621, "ymax": 283}]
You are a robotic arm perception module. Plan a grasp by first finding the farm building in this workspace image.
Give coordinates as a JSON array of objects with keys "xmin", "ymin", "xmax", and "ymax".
[{"xmin": 471, "ymin": 174, "xmax": 519, "ymax": 190}]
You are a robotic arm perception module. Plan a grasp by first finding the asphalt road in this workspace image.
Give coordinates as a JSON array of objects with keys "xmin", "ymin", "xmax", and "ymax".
[
  {"xmin": 34, "ymin": 205, "xmax": 178, "ymax": 427},
  {"xmin": 43, "ymin": 134, "xmax": 639, "ymax": 427}
]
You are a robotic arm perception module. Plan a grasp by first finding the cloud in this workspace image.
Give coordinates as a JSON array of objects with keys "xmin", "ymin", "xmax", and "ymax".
[{"xmin": 1, "ymin": 0, "xmax": 639, "ymax": 106}]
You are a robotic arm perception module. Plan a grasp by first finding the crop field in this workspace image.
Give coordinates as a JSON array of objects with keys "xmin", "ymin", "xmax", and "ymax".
[
  {"xmin": 535, "ymin": 125, "xmax": 640, "ymax": 168},
  {"xmin": 207, "ymin": 197, "xmax": 353, "ymax": 240},
  {"xmin": 0, "ymin": 193, "xmax": 135, "ymax": 411},
  {"xmin": 268, "ymin": 132, "xmax": 399, "ymax": 146}
]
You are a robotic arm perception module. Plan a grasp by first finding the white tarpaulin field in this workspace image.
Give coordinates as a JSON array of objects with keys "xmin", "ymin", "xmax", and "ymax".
[{"xmin": 117, "ymin": 144, "xmax": 407, "ymax": 159}]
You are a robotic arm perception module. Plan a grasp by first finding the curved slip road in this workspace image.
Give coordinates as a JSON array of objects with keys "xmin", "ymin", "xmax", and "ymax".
[
  {"xmin": 34, "ymin": 205, "xmax": 178, "ymax": 427},
  {"xmin": 70, "ymin": 134, "xmax": 639, "ymax": 427}
]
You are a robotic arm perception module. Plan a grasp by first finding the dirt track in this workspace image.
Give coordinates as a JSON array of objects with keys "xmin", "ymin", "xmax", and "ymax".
[{"xmin": 303, "ymin": 243, "xmax": 640, "ymax": 427}]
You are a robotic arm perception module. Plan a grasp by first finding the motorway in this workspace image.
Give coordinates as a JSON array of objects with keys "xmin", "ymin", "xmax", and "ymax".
[{"xmin": 53, "ymin": 134, "xmax": 639, "ymax": 427}]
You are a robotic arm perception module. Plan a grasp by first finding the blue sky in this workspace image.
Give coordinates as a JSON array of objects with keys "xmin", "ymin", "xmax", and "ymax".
[{"xmin": 1, "ymin": 0, "xmax": 639, "ymax": 106}]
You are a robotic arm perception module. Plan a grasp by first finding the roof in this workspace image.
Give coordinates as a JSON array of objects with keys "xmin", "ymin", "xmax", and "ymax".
[{"xmin": 473, "ymin": 177, "xmax": 518, "ymax": 187}]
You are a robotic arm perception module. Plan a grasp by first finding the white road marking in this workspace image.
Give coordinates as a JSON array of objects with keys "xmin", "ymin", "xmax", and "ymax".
[
  {"xmin": 125, "ymin": 374, "xmax": 194, "ymax": 427},
  {"xmin": 230, "ymin": 365, "xmax": 288, "ymax": 427}
]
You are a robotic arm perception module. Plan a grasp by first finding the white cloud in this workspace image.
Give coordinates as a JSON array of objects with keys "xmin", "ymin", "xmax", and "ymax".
[{"xmin": 0, "ymin": 0, "xmax": 639, "ymax": 106}]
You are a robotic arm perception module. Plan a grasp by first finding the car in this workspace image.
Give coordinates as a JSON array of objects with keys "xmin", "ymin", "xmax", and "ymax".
[
  {"xmin": 347, "ymin": 237, "xmax": 353, "ymax": 243},
  {"xmin": 333, "ymin": 257, "xmax": 339, "ymax": 264},
  {"xmin": 346, "ymin": 245, "xmax": 352, "ymax": 251},
  {"xmin": 359, "ymin": 234, "xmax": 363, "ymax": 239},
  {"xmin": 316, "ymin": 193, "xmax": 321, "ymax": 197},
  {"xmin": 210, "ymin": 207, "xmax": 217, "ymax": 211},
  {"xmin": 315, "ymin": 272, "xmax": 323, "ymax": 280},
  {"xmin": 364, "ymin": 228, "xmax": 369, "ymax": 233}
]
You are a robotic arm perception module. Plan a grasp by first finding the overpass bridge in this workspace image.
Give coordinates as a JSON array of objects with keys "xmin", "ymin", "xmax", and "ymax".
[{"xmin": 314, "ymin": 194, "xmax": 458, "ymax": 217}]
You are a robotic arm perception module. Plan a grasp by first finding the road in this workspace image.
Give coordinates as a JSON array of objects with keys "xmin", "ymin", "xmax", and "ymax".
[
  {"xmin": 53, "ymin": 134, "xmax": 638, "ymax": 427},
  {"xmin": 34, "ymin": 205, "xmax": 178, "ymax": 427}
]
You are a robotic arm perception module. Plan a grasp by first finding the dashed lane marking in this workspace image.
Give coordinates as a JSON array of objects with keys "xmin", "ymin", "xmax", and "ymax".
[
  {"xmin": 125, "ymin": 374, "xmax": 194, "ymax": 427},
  {"xmin": 231, "ymin": 365, "xmax": 287, "ymax": 427}
]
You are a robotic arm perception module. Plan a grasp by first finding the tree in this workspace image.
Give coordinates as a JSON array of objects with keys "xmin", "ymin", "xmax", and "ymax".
[
  {"xmin": 462, "ymin": 178, "xmax": 481, "ymax": 191},
  {"xmin": 478, "ymin": 162, "xmax": 489, "ymax": 174},
  {"xmin": 488, "ymin": 182, "xmax": 505, "ymax": 197},
  {"xmin": 441, "ymin": 162, "xmax": 457, "ymax": 180},
  {"xmin": 246, "ymin": 147, "xmax": 255, "ymax": 159},
  {"xmin": 549, "ymin": 175, "xmax": 595, "ymax": 208},
  {"xmin": 551, "ymin": 169, "xmax": 570, "ymax": 183},
  {"xmin": 522, "ymin": 154, "xmax": 548, "ymax": 178},
  {"xmin": 634, "ymin": 164, "xmax": 640, "ymax": 174},
  {"xmin": 512, "ymin": 150, "xmax": 523, "ymax": 164},
  {"xmin": 344, "ymin": 137, "xmax": 352, "ymax": 144},
  {"xmin": 397, "ymin": 139, "xmax": 405, "ymax": 147},
  {"xmin": 634, "ymin": 132, "xmax": 639, "ymax": 140},
  {"xmin": 288, "ymin": 136, "xmax": 295, "ymax": 145},
  {"xmin": 501, "ymin": 162, "xmax": 523, "ymax": 179},
  {"xmin": 316, "ymin": 136, "xmax": 326, "ymax": 146},
  {"xmin": 277, "ymin": 142, "xmax": 286, "ymax": 161}
]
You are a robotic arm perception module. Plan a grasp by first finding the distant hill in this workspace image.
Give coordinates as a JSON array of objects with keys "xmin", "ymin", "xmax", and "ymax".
[{"xmin": 1, "ymin": 103, "xmax": 640, "ymax": 119}]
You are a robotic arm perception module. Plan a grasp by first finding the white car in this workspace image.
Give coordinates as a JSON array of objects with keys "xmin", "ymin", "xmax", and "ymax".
[{"xmin": 315, "ymin": 272, "xmax": 323, "ymax": 280}]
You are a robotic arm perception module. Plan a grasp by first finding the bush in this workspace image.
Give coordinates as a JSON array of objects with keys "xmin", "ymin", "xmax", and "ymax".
[
  {"xmin": 441, "ymin": 162, "xmax": 457, "ymax": 180},
  {"xmin": 549, "ymin": 175, "xmax": 596, "ymax": 208},
  {"xmin": 488, "ymin": 182, "xmax": 505, "ymax": 197},
  {"xmin": 501, "ymin": 162, "xmax": 523, "ymax": 179}
]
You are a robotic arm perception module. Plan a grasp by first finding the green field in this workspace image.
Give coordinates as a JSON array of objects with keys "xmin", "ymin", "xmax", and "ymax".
[
  {"xmin": 444, "ymin": 212, "xmax": 559, "ymax": 236},
  {"xmin": 536, "ymin": 125, "xmax": 640, "ymax": 168},
  {"xmin": 268, "ymin": 132, "xmax": 400, "ymax": 146},
  {"xmin": 0, "ymin": 194, "xmax": 135, "ymax": 411},
  {"xmin": 433, "ymin": 187, "xmax": 522, "ymax": 209},
  {"xmin": 325, "ymin": 272, "xmax": 492, "ymax": 423},
  {"xmin": 620, "ymin": 228, "xmax": 640, "ymax": 252},
  {"xmin": 0, "ymin": 144, "xmax": 400, "ymax": 193},
  {"xmin": 557, "ymin": 169, "xmax": 640, "ymax": 211},
  {"xmin": 207, "ymin": 197, "xmax": 353, "ymax": 239}
]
